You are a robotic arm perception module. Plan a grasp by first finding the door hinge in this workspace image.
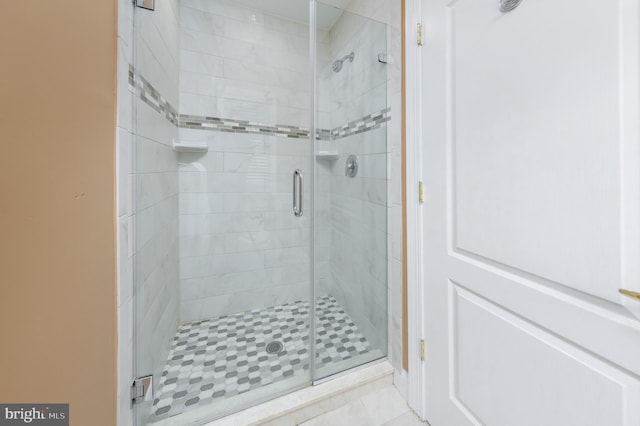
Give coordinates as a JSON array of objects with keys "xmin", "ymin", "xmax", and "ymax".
[
  {"xmin": 420, "ymin": 339, "xmax": 427, "ymax": 361},
  {"xmin": 418, "ymin": 181, "xmax": 424, "ymax": 204},
  {"xmin": 134, "ymin": 0, "xmax": 155, "ymax": 10},
  {"xmin": 131, "ymin": 375, "xmax": 153, "ymax": 403},
  {"xmin": 417, "ymin": 23, "xmax": 424, "ymax": 46}
]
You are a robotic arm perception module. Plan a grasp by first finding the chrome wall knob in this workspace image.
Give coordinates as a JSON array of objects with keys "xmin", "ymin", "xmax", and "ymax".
[{"xmin": 345, "ymin": 154, "xmax": 358, "ymax": 178}]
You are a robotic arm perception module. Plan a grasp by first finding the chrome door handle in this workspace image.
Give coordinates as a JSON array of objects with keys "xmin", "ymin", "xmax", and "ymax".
[
  {"xmin": 293, "ymin": 169, "xmax": 303, "ymax": 217},
  {"xmin": 619, "ymin": 289, "xmax": 640, "ymax": 303}
]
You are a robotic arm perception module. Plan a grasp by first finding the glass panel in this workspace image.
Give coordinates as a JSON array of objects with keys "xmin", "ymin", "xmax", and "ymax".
[
  {"xmin": 313, "ymin": 2, "xmax": 389, "ymax": 381},
  {"xmin": 132, "ymin": 1, "xmax": 314, "ymax": 424}
]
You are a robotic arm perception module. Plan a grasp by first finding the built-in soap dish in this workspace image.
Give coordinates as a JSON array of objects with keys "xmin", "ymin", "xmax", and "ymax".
[
  {"xmin": 172, "ymin": 140, "xmax": 208, "ymax": 153},
  {"xmin": 315, "ymin": 151, "xmax": 339, "ymax": 161}
]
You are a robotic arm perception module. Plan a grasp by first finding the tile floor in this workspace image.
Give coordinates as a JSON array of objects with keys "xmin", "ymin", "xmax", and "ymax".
[
  {"xmin": 149, "ymin": 296, "xmax": 373, "ymax": 423},
  {"xmin": 300, "ymin": 386, "xmax": 427, "ymax": 426}
]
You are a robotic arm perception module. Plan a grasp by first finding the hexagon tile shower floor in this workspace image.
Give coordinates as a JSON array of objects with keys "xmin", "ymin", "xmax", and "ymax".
[{"xmin": 149, "ymin": 296, "xmax": 373, "ymax": 422}]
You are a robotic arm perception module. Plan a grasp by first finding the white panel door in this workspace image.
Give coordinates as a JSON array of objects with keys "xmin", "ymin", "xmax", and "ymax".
[{"xmin": 420, "ymin": 0, "xmax": 640, "ymax": 424}]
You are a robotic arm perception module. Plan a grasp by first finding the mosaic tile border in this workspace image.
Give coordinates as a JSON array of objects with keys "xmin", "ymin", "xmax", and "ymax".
[
  {"xmin": 178, "ymin": 109, "xmax": 390, "ymax": 141},
  {"xmin": 179, "ymin": 114, "xmax": 332, "ymax": 140},
  {"xmin": 331, "ymin": 107, "xmax": 391, "ymax": 140},
  {"xmin": 129, "ymin": 65, "xmax": 179, "ymax": 127},
  {"xmin": 130, "ymin": 65, "xmax": 390, "ymax": 141}
]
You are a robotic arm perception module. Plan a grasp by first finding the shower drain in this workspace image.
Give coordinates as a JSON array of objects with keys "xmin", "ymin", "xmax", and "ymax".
[{"xmin": 266, "ymin": 341, "xmax": 283, "ymax": 355}]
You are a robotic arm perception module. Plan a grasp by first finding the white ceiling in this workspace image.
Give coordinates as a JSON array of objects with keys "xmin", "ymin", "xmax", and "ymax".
[{"xmin": 230, "ymin": 0, "xmax": 351, "ymax": 30}]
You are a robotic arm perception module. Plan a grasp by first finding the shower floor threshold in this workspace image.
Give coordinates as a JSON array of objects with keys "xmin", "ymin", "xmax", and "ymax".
[
  {"xmin": 158, "ymin": 359, "xmax": 392, "ymax": 426},
  {"xmin": 148, "ymin": 296, "xmax": 383, "ymax": 424}
]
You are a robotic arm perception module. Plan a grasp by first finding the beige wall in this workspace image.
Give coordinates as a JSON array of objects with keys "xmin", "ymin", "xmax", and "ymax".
[{"xmin": 0, "ymin": 2, "xmax": 117, "ymax": 425}]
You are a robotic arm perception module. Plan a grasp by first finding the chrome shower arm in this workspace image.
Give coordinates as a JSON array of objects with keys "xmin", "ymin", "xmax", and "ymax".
[{"xmin": 341, "ymin": 52, "xmax": 355, "ymax": 63}]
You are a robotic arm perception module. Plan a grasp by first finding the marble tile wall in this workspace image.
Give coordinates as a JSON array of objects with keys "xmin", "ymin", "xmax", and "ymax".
[
  {"xmin": 315, "ymin": 7, "xmax": 390, "ymax": 354},
  {"xmin": 177, "ymin": 0, "xmax": 331, "ymax": 322},
  {"xmin": 320, "ymin": 123, "xmax": 389, "ymax": 353},
  {"xmin": 316, "ymin": 0, "xmax": 402, "ymax": 371},
  {"xmin": 342, "ymin": 0, "xmax": 404, "ymax": 380},
  {"xmin": 116, "ymin": 1, "xmax": 181, "ymax": 425}
]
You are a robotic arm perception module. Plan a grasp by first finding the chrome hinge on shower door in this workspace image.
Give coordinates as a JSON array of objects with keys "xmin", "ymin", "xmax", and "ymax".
[
  {"xmin": 134, "ymin": 0, "xmax": 155, "ymax": 10},
  {"xmin": 417, "ymin": 23, "xmax": 424, "ymax": 46},
  {"xmin": 131, "ymin": 375, "xmax": 153, "ymax": 403}
]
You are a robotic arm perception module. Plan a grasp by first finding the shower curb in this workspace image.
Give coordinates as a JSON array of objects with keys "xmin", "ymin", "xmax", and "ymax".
[{"xmin": 206, "ymin": 361, "xmax": 394, "ymax": 426}]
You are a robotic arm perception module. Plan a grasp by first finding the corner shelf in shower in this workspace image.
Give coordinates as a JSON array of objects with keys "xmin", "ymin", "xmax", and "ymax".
[
  {"xmin": 315, "ymin": 151, "xmax": 339, "ymax": 161},
  {"xmin": 172, "ymin": 141, "xmax": 208, "ymax": 153}
]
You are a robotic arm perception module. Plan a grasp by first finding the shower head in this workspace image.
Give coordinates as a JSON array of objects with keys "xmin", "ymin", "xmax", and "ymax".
[{"xmin": 332, "ymin": 52, "xmax": 355, "ymax": 73}]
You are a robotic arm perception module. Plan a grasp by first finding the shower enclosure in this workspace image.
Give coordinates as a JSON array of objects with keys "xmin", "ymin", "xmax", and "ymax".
[{"xmin": 132, "ymin": 0, "xmax": 388, "ymax": 423}]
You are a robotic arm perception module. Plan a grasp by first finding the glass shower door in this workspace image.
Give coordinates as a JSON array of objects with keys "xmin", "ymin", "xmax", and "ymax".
[
  {"xmin": 132, "ymin": 1, "xmax": 315, "ymax": 424},
  {"xmin": 313, "ymin": 2, "xmax": 389, "ymax": 381}
]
